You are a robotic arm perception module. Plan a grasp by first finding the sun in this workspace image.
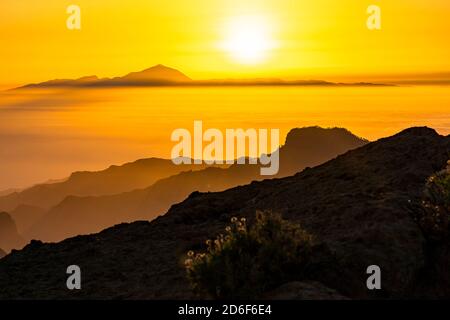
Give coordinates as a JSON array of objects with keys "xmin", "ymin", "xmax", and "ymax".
[{"xmin": 221, "ymin": 15, "xmax": 276, "ymax": 64}]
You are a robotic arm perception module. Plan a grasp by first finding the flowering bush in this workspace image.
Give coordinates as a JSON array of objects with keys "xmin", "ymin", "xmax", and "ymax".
[
  {"xmin": 418, "ymin": 161, "xmax": 450, "ymax": 241},
  {"xmin": 184, "ymin": 211, "xmax": 314, "ymax": 299}
]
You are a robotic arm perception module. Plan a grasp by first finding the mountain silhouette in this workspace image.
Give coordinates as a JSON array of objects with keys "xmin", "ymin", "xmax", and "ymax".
[
  {"xmin": 18, "ymin": 65, "xmax": 192, "ymax": 89},
  {"xmin": 277, "ymin": 126, "xmax": 368, "ymax": 177},
  {"xmin": 0, "ymin": 248, "xmax": 5, "ymax": 259},
  {"xmin": 118, "ymin": 64, "xmax": 192, "ymax": 83},
  {"xmin": 0, "ymin": 212, "xmax": 24, "ymax": 253},
  {"xmin": 9, "ymin": 205, "xmax": 46, "ymax": 235},
  {"xmin": 23, "ymin": 127, "xmax": 367, "ymax": 242},
  {"xmin": 18, "ymin": 75, "xmax": 100, "ymax": 89},
  {"xmin": 15, "ymin": 65, "xmax": 388, "ymax": 89},
  {"xmin": 0, "ymin": 158, "xmax": 214, "ymax": 213},
  {"xmin": 0, "ymin": 188, "xmax": 21, "ymax": 197},
  {"xmin": 0, "ymin": 127, "xmax": 448, "ymax": 299}
]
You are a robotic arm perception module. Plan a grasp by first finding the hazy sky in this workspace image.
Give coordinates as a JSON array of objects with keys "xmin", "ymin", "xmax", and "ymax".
[{"xmin": 1, "ymin": 0, "xmax": 450, "ymax": 86}]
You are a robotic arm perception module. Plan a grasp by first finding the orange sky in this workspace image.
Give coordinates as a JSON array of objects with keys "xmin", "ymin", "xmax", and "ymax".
[{"xmin": 1, "ymin": 0, "xmax": 450, "ymax": 87}]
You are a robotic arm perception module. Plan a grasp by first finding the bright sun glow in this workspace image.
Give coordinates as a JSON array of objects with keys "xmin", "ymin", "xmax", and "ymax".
[{"xmin": 222, "ymin": 15, "xmax": 276, "ymax": 64}]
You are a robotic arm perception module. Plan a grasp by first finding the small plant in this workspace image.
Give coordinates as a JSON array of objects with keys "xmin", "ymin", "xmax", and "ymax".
[
  {"xmin": 418, "ymin": 161, "xmax": 450, "ymax": 241},
  {"xmin": 184, "ymin": 211, "xmax": 314, "ymax": 299}
]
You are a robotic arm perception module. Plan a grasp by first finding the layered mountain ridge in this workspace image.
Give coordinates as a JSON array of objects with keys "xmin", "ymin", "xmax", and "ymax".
[
  {"xmin": 0, "ymin": 126, "xmax": 367, "ymax": 249},
  {"xmin": 0, "ymin": 127, "xmax": 448, "ymax": 299},
  {"xmin": 24, "ymin": 127, "xmax": 367, "ymax": 242}
]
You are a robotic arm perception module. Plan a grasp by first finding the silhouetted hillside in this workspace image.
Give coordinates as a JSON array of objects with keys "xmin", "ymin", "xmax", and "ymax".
[
  {"xmin": 0, "ymin": 212, "xmax": 24, "ymax": 253},
  {"xmin": 0, "ymin": 189, "xmax": 21, "ymax": 197},
  {"xmin": 10, "ymin": 205, "xmax": 46, "ymax": 235},
  {"xmin": 25, "ymin": 166, "xmax": 256, "ymax": 242},
  {"xmin": 0, "ymin": 248, "xmax": 5, "ymax": 259},
  {"xmin": 0, "ymin": 158, "xmax": 212, "ymax": 212},
  {"xmin": 25, "ymin": 127, "xmax": 367, "ymax": 242},
  {"xmin": 0, "ymin": 127, "xmax": 447, "ymax": 299}
]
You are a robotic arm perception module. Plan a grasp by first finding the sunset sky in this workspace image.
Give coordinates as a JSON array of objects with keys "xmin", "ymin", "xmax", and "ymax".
[{"xmin": 1, "ymin": 0, "xmax": 450, "ymax": 87}]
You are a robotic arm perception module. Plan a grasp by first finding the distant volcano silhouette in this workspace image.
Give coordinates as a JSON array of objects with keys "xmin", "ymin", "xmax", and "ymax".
[
  {"xmin": 18, "ymin": 64, "xmax": 193, "ymax": 89},
  {"xmin": 15, "ymin": 65, "xmax": 389, "ymax": 89},
  {"xmin": 119, "ymin": 64, "xmax": 192, "ymax": 83}
]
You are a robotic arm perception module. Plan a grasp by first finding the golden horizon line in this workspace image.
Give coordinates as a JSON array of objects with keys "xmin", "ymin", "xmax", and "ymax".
[{"xmin": 5, "ymin": 64, "xmax": 450, "ymax": 90}]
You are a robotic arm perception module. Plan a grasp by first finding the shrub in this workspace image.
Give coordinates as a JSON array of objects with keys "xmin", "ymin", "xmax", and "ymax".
[
  {"xmin": 419, "ymin": 162, "xmax": 450, "ymax": 241},
  {"xmin": 184, "ymin": 211, "xmax": 314, "ymax": 299}
]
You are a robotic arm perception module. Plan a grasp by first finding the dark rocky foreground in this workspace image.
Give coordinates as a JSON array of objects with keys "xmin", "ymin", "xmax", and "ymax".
[{"xmin": 0, "ymin": 127, "xmax": 449, "ymax": 299}]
